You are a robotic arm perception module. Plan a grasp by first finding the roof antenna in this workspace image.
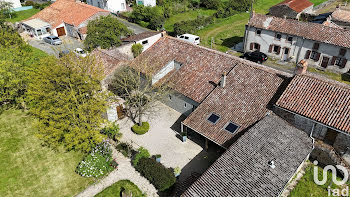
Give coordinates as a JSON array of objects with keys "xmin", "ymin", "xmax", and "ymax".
[{"xmin": 268, "ymin": 160, "xmax": 276, "ymax": 169}]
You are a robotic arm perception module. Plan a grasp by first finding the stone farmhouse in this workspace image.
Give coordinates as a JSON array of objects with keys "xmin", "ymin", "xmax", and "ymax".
[
  {"xmin": 244, "ymin": 14, "xmax": 350, "ymax": 74},
  {"xmin": 101, "ymin": 35, "xmax": 349, "ymax": 196},
  {"xmin": 269, "ymin": 0, "xmax": 313, "ymax": 19}
]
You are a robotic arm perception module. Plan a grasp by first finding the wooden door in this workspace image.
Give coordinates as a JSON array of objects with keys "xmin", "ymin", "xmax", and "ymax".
[
  {"xmin": 56, "ymin": 27, "xmax": 66, "ymax": 37},
  {"xmin": 321, "ymin": 56, "xmax": 329, "ymax": 68},
  {"xmin": 117, "ymin": 105, "xmax": 125, "ymax": 119}
]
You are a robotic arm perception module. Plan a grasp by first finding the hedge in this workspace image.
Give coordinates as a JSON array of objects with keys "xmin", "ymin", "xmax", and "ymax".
[
  {"xmin": 132, "ymin": 147, "xmax": 150, "ymax": 166},
  {"xmin": 132, "ymin": 122, "xmax": 150, "ymax": 135},
  {"xmin": 135, "ymin": 157, "xmax": 176, "ymax": 191}
]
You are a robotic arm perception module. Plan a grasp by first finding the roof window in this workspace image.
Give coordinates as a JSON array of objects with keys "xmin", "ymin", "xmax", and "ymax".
[
  {"xmin": 207, "ymin": 113, "xmax": 220, "ymax": 124},
  {"xmin": 224, "ymin": 122, "xmax": 240, "ymax": 134}
]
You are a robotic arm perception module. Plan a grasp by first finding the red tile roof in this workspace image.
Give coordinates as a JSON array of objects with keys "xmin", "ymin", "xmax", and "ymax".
[
  {"xmin": 131, "ymin": 36, "xmax": 254, "ymax": 103},
  {"xmin": 276, "ymin": 74, "xmax": 350, "ymax": 133},
  {"xmin": 92, "ymin": 48, "xmax": 131, "ymax": 76},
  {"xmin": 273, "ymin": 0, "xmax": 313, "ymax": 13},
  {"xmin": 249, "ymin": 14, "xmax": 350, "ymax": 49},
  {"xmin": 26, "ymin": 0, "xmax": 109, "ymax": 28},
  {"xmin": 182, "ymin": 63, "xmax": 286, "ymax": 148},
  {"xmin": 331, "ymin": 8, "xmax": 350, "ymax": 23}
]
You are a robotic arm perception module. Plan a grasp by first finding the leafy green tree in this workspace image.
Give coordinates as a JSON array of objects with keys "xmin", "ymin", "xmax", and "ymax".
[
  {"xmin": 227, "ymin": 0, "xmax": 251, "ymax": 11},
  {"xmin": 129, "ymin": 6, "xmax": 165, "ymax": 30},
  {"xmin": 0, "ymin": 26, "xmax": 39, "ymax": 107},
  {"xmin": 131, "ymin": 43, "xmax": 143, "ymax": 58},
  {"xmin": 200, "ymin": 0, "xmax": 222, "ymax": 9},
  {"xmin": 84, "ymin": 15, "xmax": 132, "ymax": 51},
  {"xmin": 27, "ymin": 54, "xmax": 107, "ymax": 152}
]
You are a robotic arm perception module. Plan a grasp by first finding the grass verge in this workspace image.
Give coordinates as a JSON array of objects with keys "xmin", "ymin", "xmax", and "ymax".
[
  {"xmin": 290, "ymin": 164, "xmax": 348, "ymax": 197},
  {"xmin": 0, "ymin": 110, "xmax": 93, "ymax": 197},
  {"xmin": 95, "ymin": 180, "xmax": 145, "ymax": 197}
]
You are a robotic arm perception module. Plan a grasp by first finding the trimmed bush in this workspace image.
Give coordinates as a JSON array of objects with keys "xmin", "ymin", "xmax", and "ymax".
[
  {"xmin": 116, "ymin": 142, "xmax": 133, "ymax": 157},
  {"xmin": 135, "ymin": 157, "xmax": 176, "ymax": 191},
  {"xmin": 132, "ymin": 122, "xmax": 150, "ymax": 135},
  {"xmin": 132, "ymin": 147, "xmax": 150, "ymax": 166},
  {"xmin": 100, "ymin": 122, "xmax": 122, "ymax": 141},
  {"xmin": 132, "ymin": 43, "xmax": 143, "ymax": 58}
]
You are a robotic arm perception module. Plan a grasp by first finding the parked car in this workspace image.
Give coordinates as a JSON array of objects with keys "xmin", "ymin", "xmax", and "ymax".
[
  {"xmin": 177, "ymin": 34, "xmax": 200, "ymax": 45},
  {"xmin": 43, "ymin": 36, "xmax": 62, "ymax": 45},
  {"xmin": 58, "ymin": 50, "xmax": 70, "ymax": 58},
  {"xmin": 73, "ymin": 48, "xmax": 87, "ymax": 57},
  {"xmin": 242, "ymin": 51, "xmax": 268, "ymax": 64}
]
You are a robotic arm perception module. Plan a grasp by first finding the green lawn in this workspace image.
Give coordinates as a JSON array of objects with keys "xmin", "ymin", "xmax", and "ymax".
[
  {"xmin": 6, "ymin": 8, "xmax": 40, "ymax": 23},
  {"xmin": 195, "ymin": 0, "xmax": 287, "ymax": 52},
  {"xmin": 0, "ymin": 110, "xmax": 93, "ymax": 197},
  {"xmin": 164, "ymin": 8, "xmax": 217, "ymax": 32},
  {"xmin": 95, "ymin": 180, "xmax": 145, "ymax": 197},
  {"xmin": 309, "ymin": 0, "xmax": 327, "ymax": 6},
  {"xmin": 290, "ymin": 165, "xmax": 348, "ymax": 197}
]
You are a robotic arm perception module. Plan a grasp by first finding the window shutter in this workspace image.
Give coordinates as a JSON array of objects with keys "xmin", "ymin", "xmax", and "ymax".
[
  {"xmin": 331, "ymin": 56, "xmax": 337, "ymax": 65},
  {"xmin": 277, "ymin": 46, "xmax": 281, "ymax": 55},
  {"xmin": 268, "ymin": 45, "xmax": 273, "ymax": 53},
  {"xmin": 341, "ymin": 59, "xmax": 347, "ymax": 68},
  {"xmin": 315, "ymin": 52, "xmax": 321, "ymax": 61},
  {"xmin": 305, "ymin": 50, "xmax": 311, "ymax": 59},
  {"xmin": 339, "ymin": 48, "xmax": 347, "ymax": 56},
  {"xmin": 313, "ymin": 43, "xmax": 319, "ymax": 50},
  {"xmin": 257, "ymin": 44, "xmax": 260, "ymax": 51},
  {"xmin": 250, "ymin": 43, "xmax": 253, "ymax": 50}
]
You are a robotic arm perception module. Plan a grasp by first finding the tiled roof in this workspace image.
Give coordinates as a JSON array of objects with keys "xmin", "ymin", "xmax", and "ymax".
[
  {"xmin": 249, "ymin": 14, "xmax": 350, "ymax": 49},
  {"xmin": 273, "ymin": 0, "xmax": 313, "ymax": 13},
  {"xmin": 331, "ymin": 8, "xmax": 350, "ymax": 23},
  {"xmin": 182, "ymin": 114, "xmax": 312, "ymax": 197},
  {"xmin": 92, "ymin": 48, "xmax": 131, "ymax": 76},
  {"xmin": 182, "ymin": 63, "xmax": 287, "ymax": 148},
  {"xmin": 122, "ymin": 31, "xmax": 160, "ymax": 42},
  {"xmin": 276, "ymin": 74, "xmax": 350, "ymax": 133},
  {"xmin": 131, "ymin": 36, "xmax": 269, "ymax": 103},
  {"xmin": 26, "ymin": 0, "xmax": 109, "ymax": 28}
]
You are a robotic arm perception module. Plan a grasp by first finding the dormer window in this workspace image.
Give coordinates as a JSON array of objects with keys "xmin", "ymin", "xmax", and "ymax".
[
  {"xmin": 207, "ymin": 113, "xmax": 220, "ymax": 124},
  {"xmin": 256, "ymin": 29, "xmax": 262, "ymax": 36},
  {"xmin": 275, "ymin": 33, "xmax": 281, "ymax": 40}
]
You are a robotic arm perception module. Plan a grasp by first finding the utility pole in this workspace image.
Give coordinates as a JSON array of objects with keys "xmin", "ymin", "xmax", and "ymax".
[{"xmin": 211, "ymin": 37, "xmax": 214, "ymax": 49}]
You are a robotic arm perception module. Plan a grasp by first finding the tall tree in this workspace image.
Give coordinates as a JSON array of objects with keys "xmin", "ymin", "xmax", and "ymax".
[
  {"xmin": 27, "ymin": 54, "xmax": 107, "ymax": 152},
  {"xmin": 84, "ymin": 15, "xmax": 132, "ymax": 51},
  {"xmin": 0, "ymin": 26, "xmax": 39, "ymax": 107},
  {"xmin": 109, "ymin": 66, "xmax": 169, "ymax": 126}
]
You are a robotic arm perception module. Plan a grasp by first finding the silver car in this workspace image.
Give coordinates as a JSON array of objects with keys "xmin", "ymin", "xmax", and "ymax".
[{"xmin": 43, "ymin": 36, "xmax": 62, "ymax": 45}]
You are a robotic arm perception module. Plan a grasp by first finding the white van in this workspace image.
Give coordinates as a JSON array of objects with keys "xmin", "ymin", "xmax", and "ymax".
[{"xmin": 177, "ymin": 34, "xmax": 200, "ymax": 45}]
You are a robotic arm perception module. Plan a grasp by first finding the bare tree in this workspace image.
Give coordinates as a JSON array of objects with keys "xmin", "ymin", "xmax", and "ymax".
[{"xmin": 108, "ymin": 65, "xmax": 170, "ymax": 126}]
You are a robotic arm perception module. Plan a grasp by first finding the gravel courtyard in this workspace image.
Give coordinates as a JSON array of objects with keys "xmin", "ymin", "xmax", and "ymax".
[{"xmin": 117, "ymin": 102, "xmax": 220, "ymax": 181}]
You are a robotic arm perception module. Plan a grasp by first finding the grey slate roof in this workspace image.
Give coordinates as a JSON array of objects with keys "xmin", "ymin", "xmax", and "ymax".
[{"xmin": 182, "ymin": 114, "xmax": 313, "ymax": 197}]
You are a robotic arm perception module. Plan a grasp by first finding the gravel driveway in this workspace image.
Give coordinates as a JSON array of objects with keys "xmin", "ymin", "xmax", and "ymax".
[{"xmin": 28, "ymin": 36, "xmax": 84, "ymax": 57}]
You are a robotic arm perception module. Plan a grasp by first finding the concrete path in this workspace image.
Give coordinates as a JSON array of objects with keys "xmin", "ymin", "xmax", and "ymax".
[{"xmin": 76, "ymin": 149, "xmax": 158, "ymax": 197}]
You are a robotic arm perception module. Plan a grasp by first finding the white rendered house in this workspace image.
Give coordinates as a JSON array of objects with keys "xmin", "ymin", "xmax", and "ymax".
[
  {"xmin": 86, "ymin": 0, "xmax": 127, "ymax": 13},
  {"xmin": 136, "ymin": 0, "xmax": 156, "ymax": 7}
]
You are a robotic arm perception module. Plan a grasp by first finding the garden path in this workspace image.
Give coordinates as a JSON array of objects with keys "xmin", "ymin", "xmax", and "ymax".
[{"xmin": 75, "ymin": 148, "xmax": 158, "ymax": 197}]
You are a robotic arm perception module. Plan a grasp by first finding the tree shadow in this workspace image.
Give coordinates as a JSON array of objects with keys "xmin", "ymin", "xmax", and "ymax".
[
  {"xmin": 341, "ymin": 73, "xmax": 350, "ymax": 82},
  {"xmin": 221, "ymin": 36, "xmax": 244, "ymax": 49}
]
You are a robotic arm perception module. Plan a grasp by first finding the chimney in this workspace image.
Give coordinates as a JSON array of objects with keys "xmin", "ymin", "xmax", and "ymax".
[
  {"xmin": 220, "ymin": 72, "xmax": 227, "ymax": 88},
  {"xmin": 294, "ymin": 59, "xmax": 308, "ymax": 75},
  {"xmin": 161, "ymin": 30, "xmax": 167, "ymax": 37},
  {"xmin": 268, "ymin": 160, "xmax": 276, "ymax": 169}
]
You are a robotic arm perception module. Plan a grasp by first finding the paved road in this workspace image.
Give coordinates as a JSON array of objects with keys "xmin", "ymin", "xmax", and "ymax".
[{"xmin": 116, "ymin": 17, "xmax": 151, "ymax": 34}]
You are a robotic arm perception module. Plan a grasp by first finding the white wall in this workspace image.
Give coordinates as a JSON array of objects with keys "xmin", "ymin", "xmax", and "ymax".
[
  {"xmin": 245, "ymin": 26, "xmax": 350, "ymax": 73},
  {"xmin": 137, "ymin": 0, "xmax": 156, "ymax": 7},
  {"xmin": 86, "ymin": 0, "xmax": 126, "ymax": 12},
  {"xmin": 136, "ymin": 33, "xmax": 162, "ymax": 51},
  {"xmin": 1, "ymin": 0, "xmax": 21, "ymax": 8}
]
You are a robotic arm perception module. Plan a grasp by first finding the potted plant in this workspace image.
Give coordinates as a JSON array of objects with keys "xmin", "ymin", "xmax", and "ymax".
[
  {"xmin": 181, "ymin": 132, "xmax": 187, "ymax": 142},
  {"xmin": 110, "ymin": 159, "xmax": 119, "ymax": 169},
  {"xmin": 174, "ymin": 167, "xmax": 181, "ymax": 177},
  {"xmin": 155, "ymin": 154, "xmax": 161, "ymax": 163}
]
